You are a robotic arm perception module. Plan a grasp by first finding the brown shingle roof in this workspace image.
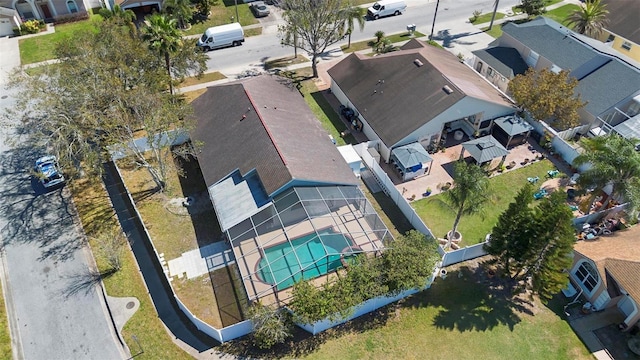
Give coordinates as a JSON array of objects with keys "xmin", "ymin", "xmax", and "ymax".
[
  {"xmin": 190, "ymin": 75, "xmax": 357, "ymax": 196},
  {"xmin": 574, "ymin": 225, "xmax": 640, "ymax": 302},
  {"xmin": 327, "ymin": 39, "xmax": 513, "ymax": 147}
]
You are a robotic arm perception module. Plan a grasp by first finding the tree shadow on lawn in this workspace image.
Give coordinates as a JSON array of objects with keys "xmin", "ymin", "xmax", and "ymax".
[
  {"xmin": 220, "ymin": 301, "xmax": 396, "ymax": 359},
  {"xmin": 310, "ymin": 90, "xmax": 357, "ymax": 144},
  {"xmin": 408, "ymin": 262, "xmax": 534, "ymax": 332}
]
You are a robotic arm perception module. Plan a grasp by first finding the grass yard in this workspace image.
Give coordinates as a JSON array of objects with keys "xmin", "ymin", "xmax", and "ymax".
[
  {"xmin": 19, "ymin": 15, "xmax": 103, "ymax": 65},
  {"xmin": 482, "ymin": 24, "xmax": 504, "ymax": 38},
  {"xmin": 70, "ymin": 177, "xmax": 191, "ymax": 359},
  {"xmin": 470, "ymin": 12, "xmax": 506, "ymax": 24},
  {"xmin": 183, "ymin": 3, "xmax": 258, "ymax": 36},
  {"xmin": 264, "ymin": 55, "xmax": 309, "ymax": 70},
  {"xmin": 544, "ymin": 4, "xmax": 581, "ymax": 26},
  {"xmin": 0, "ymin": 279, "xmax": 11, "ymax": 359},
  {"xmin": 342, "ymin": 31, "xmax": 426, "ymax": 53},
  {"xmin": 413, "ymin": 160, "xmax": 557, "ymax": 245},
  {"xmin": 179, "ymin": 71, "xmax": 227, "ymax": 87},
  {"xmin": 222, "ymin": 259, "xmax": 591, "ymax": 359}
]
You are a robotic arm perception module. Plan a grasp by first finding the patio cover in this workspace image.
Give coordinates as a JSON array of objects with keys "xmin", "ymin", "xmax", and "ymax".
[
  {"xmin": 494, "ymin": 116, "xmax": 534, "ymax": 136},
  {"xmin": 391, "ymin": 143, "xmax": 432, "ymax": 172},
  {"xmin": 613, "ymin": 114, "xmax": 640, "ymax": 140},
  {"xmin": 462, "ymin": 135, "xmax": 509, "ymax": 163}
]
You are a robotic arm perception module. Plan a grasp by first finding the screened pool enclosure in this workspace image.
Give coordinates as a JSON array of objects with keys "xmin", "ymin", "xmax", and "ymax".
[{"xmin": 228, "ymin": 186, "xmax": 391, "ymax": 303}]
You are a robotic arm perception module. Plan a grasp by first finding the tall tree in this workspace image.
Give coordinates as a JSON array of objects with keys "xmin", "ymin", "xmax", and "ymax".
[
  {"xmin": 573, "ymin": 134, "xmax": 640, "ymax": 219},
  {"xmin": 443, "ymin": 161, "xmax": 490, "ymax": 249},
  {"xmin": 566, "ymin": 0, "xmax": 609, "ymax": 37},
  {"xmin": 525, "ymin": 192, "xmax": 574, "ymax": 303},
  {"xmin": 278, "ymin": 0, "xmax": 350, "ymax": 78},
  {"xmin": 484, "ymin": 184, "xmax": 535, "ymax": 276},
  {"xmin": 163, "ymin": 0, "xmax": 193, "ymax": 30},
  {"xmin": 508, "ymin": 68, "xmax": 586, "ymax": 131},
  {"xmin": 340, "ymin": 4, "xmax": 365, "ymax": 49},
  {"xmin": 520, "ymin": 0, "xmax": 545, "ymax": 17},
  {"xmin": 3, "ymin": 21, "xmax": 203, "ymax": 190},
  {"xmin": 99, "ymin": 5, "xmax": 137, "ymax": 36},
  {"xmin": 141, "ymin": 14, "xmax": 183, "ymax": 95}
]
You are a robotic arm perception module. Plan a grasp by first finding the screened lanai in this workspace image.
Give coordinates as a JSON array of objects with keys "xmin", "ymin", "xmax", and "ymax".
[{"xmin": 228, "ymin": 185, "xmax": 391, "ymax": 303}]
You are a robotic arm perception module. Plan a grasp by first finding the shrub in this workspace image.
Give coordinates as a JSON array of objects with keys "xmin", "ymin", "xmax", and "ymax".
[
  {"xmin": 248, "ymin": 303, "xmax": 292, "ymax": 349},
  {"xmin": 20, "ymin": 19, "xmax": 45, "ymax": 34},
  {"xmin": 470, "ymin": 9, "xmax": 482, "ymax": 22},
  {"xmin": 54, "ymin": 12, "xmax": 90, "ymax": 25}
]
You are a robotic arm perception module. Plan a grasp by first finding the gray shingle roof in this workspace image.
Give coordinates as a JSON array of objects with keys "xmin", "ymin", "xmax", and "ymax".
[
  {"xmin": 191, "ymin": 75, "xmax": 357, "ymax": 196},
  {"xmin": 501, "ymin": 17, "xmax": 598, "ymax": 71},
  {"xmin": 575, "ymin": 60, "xmax": 640, "ymax": 116},
  {"xmin": 462, "ymin": 135, "xmax": 509, "ymax": 163},
  {"xmin": 328, "ymin": 39, "xmax": 513, "ymax": 147},
  {"xmin": 472, "ymin": 47, "xmax": 529, "ymax": 78}
]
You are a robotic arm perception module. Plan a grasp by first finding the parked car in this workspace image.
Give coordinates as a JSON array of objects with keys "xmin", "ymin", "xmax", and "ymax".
[
  {"xmin": 34, "ymin": 155, "xmax": 65, "ymax": 188},
  {"xmin": 250, "ymin": 1, "xmax": 270, "ymax": 17}
]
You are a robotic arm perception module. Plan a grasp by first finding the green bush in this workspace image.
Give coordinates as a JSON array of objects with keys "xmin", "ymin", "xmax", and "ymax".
[{"xmin": 289, "ymin": 231, "xmax": 440, "ymax": 324}]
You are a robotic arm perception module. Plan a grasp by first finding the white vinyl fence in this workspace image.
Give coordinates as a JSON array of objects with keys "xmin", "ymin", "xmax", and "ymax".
[{"xmin": 112, "ymin": 160, "xmax": 253, "ymax": 343}]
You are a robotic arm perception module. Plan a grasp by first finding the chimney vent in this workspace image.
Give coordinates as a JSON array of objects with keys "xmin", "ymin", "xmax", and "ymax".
[
  {"xmin": 443, "ymin": 85, "xmax": 453, "ymax": 94},
  {"xmin": 414, "ymin": 59, "xmax": 423, "ymax": 67}
]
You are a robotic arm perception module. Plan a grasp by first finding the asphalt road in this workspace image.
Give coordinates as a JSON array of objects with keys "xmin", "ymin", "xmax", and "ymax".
[
  {"xmin": 0, "ymin": 62, "xmax": 124, "ymax": 359},
  {"xmin": 205, "ymin": 0, "xmax": 521, "ymax": 73}
]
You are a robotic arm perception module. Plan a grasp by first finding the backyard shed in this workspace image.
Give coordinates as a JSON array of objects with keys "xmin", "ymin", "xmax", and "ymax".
[
  {"xmin": 390, "ymin": 142, "xmax": 433, "ymax": 181},
  {"xmin": 461, "ymin": 135, "xmax": 510, "ymax": 166},
  {"xmin": 492, "ymin": 115, "xmax": 534, "ymax": 148}
]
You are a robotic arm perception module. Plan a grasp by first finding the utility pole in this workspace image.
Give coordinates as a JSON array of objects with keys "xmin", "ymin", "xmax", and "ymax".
[
  {"xmin": 429, "ymin": 0, "xmax": 440, "ymax": 41},
  {"xmin": 234, "ymin": 0, "xmax": 239, "ymax": 23},
  {"xmin": 489, "ymin": 0, "xmax": 500, "ymax": 30}
]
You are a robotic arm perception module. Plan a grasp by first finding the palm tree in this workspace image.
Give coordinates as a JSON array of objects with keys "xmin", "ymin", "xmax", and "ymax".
[
  {"xmin": 566, "ymin": 0, "xmax": 609, "ymax": 37},
  {"xmin": 163, "ymin": 0, "xmax": 193, "ymax": 30},
  {"xmin": 340, "ymin": 5, "xmax": 365, "ymax": 49},
  {"xmin": 573, "ymin": 134, "xmax": 640, "ymax": 218},
  {"xmin": 99, "ymin": 5, "xmax": 137, "ymax": 36},
  {"xmin": 488, "ymin": 0, "xmax": 499, "ymax": 31},
  {"xmin": 443, "ymin": 161, "xmax": 490, "ymax": 249},
  {"xmin": 141, "ymin": 14, "xmax": 183, "ymax": 95}
]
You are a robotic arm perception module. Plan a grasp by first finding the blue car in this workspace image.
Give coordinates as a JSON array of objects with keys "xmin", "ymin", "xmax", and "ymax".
[{"xmin": 34, "ymin": 155, "xmax": 65, "ymax": 188}]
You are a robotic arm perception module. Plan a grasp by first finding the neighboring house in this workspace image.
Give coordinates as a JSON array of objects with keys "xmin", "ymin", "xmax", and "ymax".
[
  {"xmin": 328, "ymin": 38, "xmax": 516, "ymax": 164},
  {"xmin": 0, "ymin": 6, "xmax": 20, "ymax": 36},
  {"xmin": 599, "ymin": 0, "xmax": 640, "ymax": 63},
  {"xmin": 472, "ymin": 17, "xmax": 640, "ymax": 136},
  {"xmin": 0, "ymin": 0, "xmax": 101, "ymax": 23},
  {"xmin": 471, "ymin": 47, "xmax": 528, "ymax": 93},
  {"xmin": 569, "ymin": 225, "xmax": 640, "ymax": 331},
  {"xmin": 190, "ymin": 75, "xmax": 392, "ymax": 305},
  {"xmin": 110, "ymin": 0, "xmax": 160, "ymax": 16}
]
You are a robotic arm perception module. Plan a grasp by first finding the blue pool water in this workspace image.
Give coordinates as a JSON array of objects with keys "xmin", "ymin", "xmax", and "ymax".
[{"xmin": 256, "ymin": 228, "xmax": 354, "ymax": 290}]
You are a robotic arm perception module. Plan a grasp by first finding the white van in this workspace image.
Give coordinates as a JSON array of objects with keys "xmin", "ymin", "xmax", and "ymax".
[
  {"xmin": 197, "ymin": 23, "xmax": 245, "ymax": 51},
  {"xmin": 367, "ymin": 0, "xmax": 407, "ymax": 20}
]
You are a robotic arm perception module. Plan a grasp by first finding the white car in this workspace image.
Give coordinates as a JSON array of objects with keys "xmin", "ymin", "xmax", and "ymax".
[{"xmin": 34, "ymin": 155, "xmax": 65, "ymax": 188}]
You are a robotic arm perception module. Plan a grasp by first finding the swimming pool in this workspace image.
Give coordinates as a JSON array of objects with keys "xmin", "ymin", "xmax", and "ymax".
[{"xmin": 256, "ymin": 228, "xmax": 355, "ymax": 290}]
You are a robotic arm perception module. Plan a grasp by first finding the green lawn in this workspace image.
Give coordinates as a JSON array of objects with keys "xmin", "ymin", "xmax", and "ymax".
[
  {"xmin": 544, "ymin": 4, "xmax": 581, "ymax": 26},
  {"xmin": 19, "ymin": 15, "xmax": 103, "ymax": 65},
  {"xmin": 413, "ymin": 160, "xmax": 557, "ymax": 245},
  {"xmin": 183, "ymin": 3, "xmax": 258, "ymax": 36},
  {"xmin": 482, "ymin": 24, "xmax": 504, "ymax": 38},
  {"xmin": 0, "ymin": 280, "xmax": 11, "ymax": 359},
  {"xmin": 470, "ymin": 12, "xmax": 506, "ymax": 24},
  {"xmin": 224, "ymin": 261, "xmax": 591, "ymax": 359}
]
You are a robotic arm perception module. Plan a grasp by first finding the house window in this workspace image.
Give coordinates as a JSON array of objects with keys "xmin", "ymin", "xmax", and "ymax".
[
  {"xmin": 487, "ymin": 67, "xmax": 494, "ymax": 77},
  {"xmin": 66, "ymin": 0, "xmax": 78, "ymax": 13},
  {"xmin": 621, "ymin": 41, "xmax": 632, "ymax": 51},
  {"xmin": 606, "ymin": 34, "xmax": 615, "ymax": 42},
  {"xmin": 574, "ymin": 261, "xmax": 599, "ymax": 293},
  {"xmin": 526, "ymin": 50, "xmax": 539, "ymax": 67},
  {"xmin": 475, "ymin": 61, "xmax": 483, "ymax": 73}
]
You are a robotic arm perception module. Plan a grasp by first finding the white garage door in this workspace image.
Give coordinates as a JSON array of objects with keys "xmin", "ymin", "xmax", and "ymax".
[{"xmin": 0, "ymin": 18, "xmax": 14, "ymax": 37}]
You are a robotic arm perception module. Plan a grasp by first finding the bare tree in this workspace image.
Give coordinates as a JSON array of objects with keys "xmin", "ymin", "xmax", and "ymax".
[{"xmin": 279, "ymin": 0, "xmax": 352, "ymax": 78}]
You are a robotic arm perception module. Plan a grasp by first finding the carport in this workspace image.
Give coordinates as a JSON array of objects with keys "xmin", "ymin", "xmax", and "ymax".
[
  {"xmin": 492, "ymin": 115, "xmax": 534, "ymax": 148},
  {"xmin": 460, "ymin": 135, "xmax": 509, "ymax": 166}
]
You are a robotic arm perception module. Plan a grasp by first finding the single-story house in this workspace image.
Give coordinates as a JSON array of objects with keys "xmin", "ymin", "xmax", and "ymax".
[
  {"xmin": 190, "ymin": 75, "xmax": 392, "ymax": 305},
  {"xmin": 328, "ymin": 38, "xmax": 516, "ymax": 164},
  {"xmin": 0, "ymin": 6, "xmax": 20, "ymax": 36},
  {"xmin": 472, "ymin": 17, "xmax": 640, "ymax": 133},
  {"xmin": 569, "ymin": 225, "xmax": 640, "ymax": 331}
]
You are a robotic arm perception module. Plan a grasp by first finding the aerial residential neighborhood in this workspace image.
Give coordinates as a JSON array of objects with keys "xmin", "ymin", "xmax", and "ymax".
[{"xmin": 0, "ymin": 0, "xmax": 639, "ymax": 359}]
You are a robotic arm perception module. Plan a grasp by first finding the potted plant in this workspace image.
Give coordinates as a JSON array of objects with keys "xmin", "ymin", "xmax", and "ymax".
[{"xmin": 423, "ymin": 187, "xmax": 432, "ymax": 196}]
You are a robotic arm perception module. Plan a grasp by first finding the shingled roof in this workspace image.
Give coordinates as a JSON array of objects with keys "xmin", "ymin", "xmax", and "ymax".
[
  {"xmin": 191, "ymin": 75, "xmax": 357, "ymax": 196},
  {"xmin": 328, "ymin": 39, "xmax": 513, "ymax": 147},
  {"xmin": 602, "ymin": 0, "xmax": 640, "ymax": 44},
  {"xmin": 472, "ymin": 47, "xmax": 529, "ymax": 78},
  {"xmin": 574, "ymin": 225, "xmax": 640, "ymax": 302}
]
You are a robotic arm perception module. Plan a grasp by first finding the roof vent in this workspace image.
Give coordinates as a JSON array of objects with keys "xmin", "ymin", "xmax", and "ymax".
[
  {"xmin": 414, "ymin": 59, "xmax": 423, "ymax": 67},
  {"xmin": 443, "ymin": 85, "xmax": 453, "ymax": 94}
]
